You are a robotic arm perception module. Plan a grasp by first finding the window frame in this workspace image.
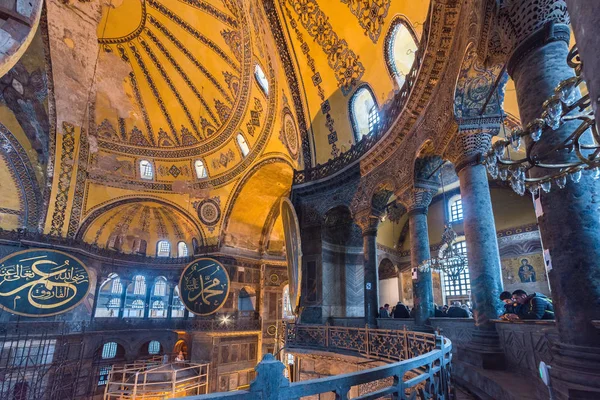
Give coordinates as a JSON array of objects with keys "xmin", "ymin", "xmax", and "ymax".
[
  {"xmin": 101, "ymin": 342, "xmax": 118, "ymax": 360},
  {"xmin": 349, "ymin": 85, "xmax": 379, "ymax": 142},
  {"xmin": 448, "ymin": 194, "xmax": 464, "ymax": 223},
  {"xmin": 441, "ymin": 240, "xmax": 471, "ymax": 297},
  {"xmin": 194, "ymin": 160, "xmax": 208, "ymax": 179},
  {"xmin": 254, "ymin": 64, "xmax": 269, "ymax": 95},
  {"xmin": 157, "ymin": 240, "xmax": 171, "ymax": 257},
  {"xmin": 139, "ymin": 160, "xmax": 154, "ymax": 180},
  {"xmin": 236, "ymin": 133, "xmax": 250, "ymax": 157},
  {"xmin": 384, "ymin": 16, "xmax": 419, "ymax": 87}
]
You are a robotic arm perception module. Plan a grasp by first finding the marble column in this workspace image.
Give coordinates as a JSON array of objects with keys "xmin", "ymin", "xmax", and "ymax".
[
  {"xmin": 143, "ymin": 281, "xmax": 152, "ymax": 319},
  {"xmin": 356, "ymin": 211, "xmax": 380, "ymax": 326},
  {"xmin": 167, "ymin": 284, "xmax": 175, "ymax": 319},
  {"xmin": 448, "ymin": 128, "xmax": 505, "ymax": 369},
  {"xmin": 565, "ymin": 0, "xmax": 600, "ymax": 134},
  {"xmin": 407, "ymin": 189, "xmax": 434, "ymax": 329},
  {"xmin": 117, "ymin": 279, "xmax": 130, "ymax": 319},
  {"xmin": 498, "ymin": 3, "xmax": 600, "ymax": 395},
  {"xmin": 90, "ymin": 274, "xmax": 104, "ymax": 322}
]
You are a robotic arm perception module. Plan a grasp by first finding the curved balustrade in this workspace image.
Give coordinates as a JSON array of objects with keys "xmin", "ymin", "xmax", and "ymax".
[{"xmin": 181, "ymin": 324, "xmax": 453, "ymax": 400}]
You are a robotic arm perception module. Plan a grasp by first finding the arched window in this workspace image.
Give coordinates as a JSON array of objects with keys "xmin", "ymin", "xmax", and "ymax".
[
  {"xmin": 102, "ymin": 342, "xmax": 117, "ymax": 359},
  {"xmin": 177, "ymin": 242, "xmax": 188, "ymax": 258},
  {"xmin": 111, "ymin": 276, "xmax": 123, "ymax": 294},
  {"xmin": 194, "ymin": 160, "xmax": 208, "ymax": 179},
  {"xmin": 172, "ymin": 287, "xmax": 185, "ymax": 318},
  {"xmin": 386, "ymin": 17, "xmax": 418, "ymax": 87},
  {"xmin": 132, "ymin": 299, "xmax": 144, "ymax": 309},
  {"xmin": 133, "ymin": 238, "xmax": 147, "ymax": 255},
  {"xmin": 153, "ymin": 278, "xmax": 167, "ymax": 296},
  {"xmin": 157, "ymin": 240, "xmax": 171, "ymax": 257},
  {"xmin": 236, "ymin": 133, "xmax": 250, "ymax": 157},
  {"xmin": 254, "ymin": 64, "xmax": 269, "ymax": 95},
  {"xmin": 350, "ymin": 86, "xmax": 379, "ymax": 141},
  {"xmin": 139, "ymin": 160, "xmax": 154, "ymax": 180},
  {"xmin": 441, "ymin": 240, "xmax": 471, "ymax": 298},
  {"xmin": 448, "ymin": 194, "xmax": 463, "ymax": 222},
  {"xmin": 133, "ymin": 275, "xmax": 146, "ymax": 295},
  {"xmin": 148, "ymin": 341, "xmax": 161, "ymax": 355},
  {"xmin": 282, "ymin": 284, "xmax": 293, "ymax": 320}
]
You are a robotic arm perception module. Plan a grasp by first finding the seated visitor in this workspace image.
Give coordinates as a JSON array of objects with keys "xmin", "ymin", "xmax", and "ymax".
[
  {"xmin": 446, "ymin": 301, "xmax": 470, "ymax": 318},
  {"xmin": 510, "ymin": 290, "xmax": 554, "ymax": 320},
  {"xmin": 499, "ymin": 291, "xmax": 519, "ymax": 316},
  {"xmin": 434, "ymin": 304, "xmax": 446, "ymax": 317},
  {"xmin": 393, "ymin": 301, "xmax": 410, "ymax": 318},
  {"xmin": 442, "ymin": 304, "xmax": 449, "ymax": 314},
  {"xmin": 380, "ymin": 303, "xmax": 390, "ymax": 318},
  {"xmin": 175, "ymin": 351, "xmax": 185, "ymax": 362}
]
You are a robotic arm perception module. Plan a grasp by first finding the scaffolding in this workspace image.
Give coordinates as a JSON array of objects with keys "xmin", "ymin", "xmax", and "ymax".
[{"xmin": 103, "ymin": 361, "xmax": 209, "ymax": 400}]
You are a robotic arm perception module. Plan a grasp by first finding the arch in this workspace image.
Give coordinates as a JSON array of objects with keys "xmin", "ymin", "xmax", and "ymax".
[
  {"xmin": 174, "ymin": 339, "xmax": 188, "ymax": 359},
  {"xmin": 349, "ymin": 84, "xmax": 379, "ymax": 141},
  {"xmin": 194, "ymin": 159, "xmax": 208, "ymax": 179},
  {"xmin": 177, "ymin": 241, "xmax": 188, "ymax": 257},
  {"xmin": 0, "ymin": 124, "xmax": 43, "ymax": 230},
  {"xmin": 76, "ymin": 196, "xmax": 204, "ymax": 244},
  {"xmin": 378, "ymin": 258, "xmax": 397, "ymax": 280},
  {"xmin": 384, "ymin": 15, "xmax": 419, "ymax": 87},
  {"xmin": 254, "ymin": 63, "xmax": 269, "ymax": 95},
  {"xmin": 157, "ymin": 240, "xmax": 171, "ymax": 257},
  {"xmin": 139, "ymin": 159, "xmax": 154, "ymax": 180},
  {"xmin": 95, "ymin": 273, "xmax": 123, "ymax": 318},
  {"xmin": 236, "ymin": 133, "xmax": 250, "ymax": 157},
  {"xmin": 221, "ymin": 156, "xmax": 295, "ymax": 245}
]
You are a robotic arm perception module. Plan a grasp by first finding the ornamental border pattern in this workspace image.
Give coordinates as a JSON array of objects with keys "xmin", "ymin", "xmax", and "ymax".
[
  {"xmin": 262, "ymin": 0, "xmax": 312, "ymax": 167},
  {"xmin": 340, "ymin": 0, "xmax": 391, "ymax": 43},
  {"xmin": 66, "ymin": 122, "xmax": 90, "ymax": 238},
  {"xmin": 49, "ymin": 122, "xmax": 76, "ymax": 236}
]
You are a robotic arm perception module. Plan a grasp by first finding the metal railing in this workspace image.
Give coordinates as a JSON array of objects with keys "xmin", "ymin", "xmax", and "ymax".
[
  {"xmin": 180, "ymin": 324, "xmax": 453, "ymax": 400},
  {"xmin": 104, "ymin": 360, "xmax": 209, "ymax": 400}
]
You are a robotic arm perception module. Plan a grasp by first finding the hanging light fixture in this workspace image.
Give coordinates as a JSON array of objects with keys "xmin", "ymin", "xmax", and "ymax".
[
  {"xmin": 484, "ymin": 45, "xmax": 599, "ymax": 195},
  {"xmin": 417, "ymin": 165, "xmax": 467, "ymax": 277}
]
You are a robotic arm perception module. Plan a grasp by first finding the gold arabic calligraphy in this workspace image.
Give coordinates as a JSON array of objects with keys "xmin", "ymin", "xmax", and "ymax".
[
  {"xmin": 0, "ymin": 255, "xmax": 88, "ymax": 310},
  {"xmin": 184, "ymin": 263, "xmax": 226, "ymax": 306}
]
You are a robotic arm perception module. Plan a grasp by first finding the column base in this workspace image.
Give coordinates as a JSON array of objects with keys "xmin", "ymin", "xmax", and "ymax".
[
  {"xmin": 461, "ymin": 328, "xmax": 506, "ymax": 370},
  {"xmin": 550, "ymin": 342, "xmax": 600, "ymax": 400}
]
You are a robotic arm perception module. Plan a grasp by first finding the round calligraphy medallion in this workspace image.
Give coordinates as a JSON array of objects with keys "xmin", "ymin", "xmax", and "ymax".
[
  {"xmin": 0, "ymin": 249, "xmax": 91, "ymax": 317},
  {"xmin": 179, "ymin": 258, "xmax": 230, "ymax": 316}
]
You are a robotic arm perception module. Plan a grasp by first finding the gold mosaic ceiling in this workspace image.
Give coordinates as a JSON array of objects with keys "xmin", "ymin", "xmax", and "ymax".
[{"xmin": 95, "ymin": 0, "xmax": 253, "ymax": 151}]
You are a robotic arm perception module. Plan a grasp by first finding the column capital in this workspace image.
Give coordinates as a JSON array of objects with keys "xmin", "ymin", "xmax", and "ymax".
[
  {"xmin": 399, "ymin": 188, "xmax": 434, "ymax": 216},
  {"xmin": 444, "ymin": 128, "xmax": 495, "ymax": 174},
  {"xmin": 353, "ymin": 209, "xmax": 380, "ymax": 236},
  {"xmin": 482, "ymin": 0, "xmax": 570, "ymax": 74}
]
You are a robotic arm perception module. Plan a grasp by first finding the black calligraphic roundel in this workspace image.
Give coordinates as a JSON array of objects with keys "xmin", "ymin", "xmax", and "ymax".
[
  {"xmin": 179, "ymin": 258, "xmax": 230, "ymax": 316},
  {"xmin": 0, "ymin": 249, "xmax": 91, "ymax": 317}
]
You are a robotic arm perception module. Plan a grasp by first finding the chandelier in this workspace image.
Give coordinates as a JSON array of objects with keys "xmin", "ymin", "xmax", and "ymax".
[
  {"xmin": 418, "ymin": 225, "xmax": 467, "ymax": 277},
  {"xmin": 484, "ymin": 45, "xmax": 599, "ymax": 196}
]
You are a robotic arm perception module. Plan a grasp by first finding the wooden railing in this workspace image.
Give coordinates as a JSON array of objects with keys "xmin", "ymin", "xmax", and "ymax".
[{"xmin": 180, "ymin": 324, "xmax": 453, "ymax": 400}]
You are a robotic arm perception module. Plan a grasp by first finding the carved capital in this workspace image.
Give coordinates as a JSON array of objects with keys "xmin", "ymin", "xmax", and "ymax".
[
  {"xmin": 444, "ymin": 128, "xmax": 494, "ymax": 173},
  {"xmin": 483, "ymin": 0, "xmax": 570, "ymax": 69},
  {"xmin": 398, "ymin": 188, "xmax": 434, "ymax": 216},
  {"xmin": 354, "ymin": 209, "xmax": 380, "ymax": 236}
]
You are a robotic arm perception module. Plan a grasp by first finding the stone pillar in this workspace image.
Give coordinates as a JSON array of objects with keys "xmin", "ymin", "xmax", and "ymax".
[
  {"xmin": 167, "ymin": 284, "xmax": 175, "ymax": 320},
  {"xmin": 90, "ymin": 273, "xmax": 104, "ymax": 321},
  {"xmin": 406, "ymin": 188, "xmax": 434, "ymax": 329},
  {"xmin": 144, "ymin": 280, "xmax": 152, "ymax": 319},
  {"xmin": 355, "ymin": 211, "xmax": 380, "ymax": 326},
  {"xmin": 565, "ymin": 0, "xmax": 600, "ymax": 134},
  {"xmin": 448, "ymin": 128, "xmax": 505, "ymax": 369},
  {"xmin": 117, "ymin": 279, "xmax": 130, "ymax": 319},
  {"xmin": 496, "ymin": 1, "xmax": 600, "ymax": 395}
]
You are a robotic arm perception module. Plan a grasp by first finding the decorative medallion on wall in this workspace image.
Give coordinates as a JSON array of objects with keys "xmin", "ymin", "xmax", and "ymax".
[
  {"xmin": 197, "ymin": 198, "xmax": 221, "ymax": 227},
  {"xmin": 0, "ymin": 249, "xmax": 90, "ymax": 317},
  {"xmin": 279, "ymin": 111, "xmax": 299, "ymax": 158},
  {"xmin": 179, "ymin": 258, "xmax": 230, "ymax": 316},
  {"xmin": 267, "ymin": 325, "xmax": 277, "ymax": 336},
  {"xmin": 269, "ymin": 273, "xmax": 280, "ymax": 284}
]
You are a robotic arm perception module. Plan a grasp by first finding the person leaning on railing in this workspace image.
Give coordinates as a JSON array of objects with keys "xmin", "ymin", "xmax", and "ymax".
[{"xmin": 501, "ymin": 289, "xmax": 554, "ymax": 321}]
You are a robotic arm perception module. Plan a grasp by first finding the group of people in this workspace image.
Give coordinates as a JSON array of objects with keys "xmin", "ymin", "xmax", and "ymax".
[
  {"xmin": 377, "ymin": 301, "xmax": 473, "ymax": 318},
  {"xmin": 500, "ymin": 289, "xmax": 554, "ymax": 320}
]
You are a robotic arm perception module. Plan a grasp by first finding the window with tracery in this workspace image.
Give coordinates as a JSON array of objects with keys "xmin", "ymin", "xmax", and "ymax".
[
  {"xmin": 133, "ymin": 275, "xmax": 146, "ymax": 295},
  {"xmin": 448, "ymin": 195, "xmax": 463, "ymax": 222},
  {"xmin": 236, "ymin": 133, "xmax": 250, "ymax": 157},
  {"xmin": 350, "ymin": 86, "xmax": 378, "ymax": 141},
  {"xmin": 139, "ymin": 160, "xmax": 154, "ymax": 180},
  {"xmin": 177, "ymin": 242, "xmax": 188, "ymax": 257},
  {"xmin": 111, "ymin": 276, "xmax": 122, "ymax": 294},
  {"xmin": 148, "ymin": 341, "xmax": 161, "ymax": 355},
  {"xmin": 101, "ymin": 342, "xmax": 117, "ymax": 359},
  {"xmin": 153, "ymin": 278, "xmax": 167, "ymax": 296},
  {"xmin": 385, "ymin": 17, "xmax": 418, "ymax": 87},
  {"xmin": 254, "ymin": 64, "xmax": 269, "ymax": 95},
  {"xmin": 194, "ymin": 160, "xmax": 208, "ymax": 179},
  {"xmin": 442, "ymin": 241, "xmax": 471, "ymax": 297},
  {"xmin": 157, "ymin": 240, "xmax": 171, "ymax": 257}
]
